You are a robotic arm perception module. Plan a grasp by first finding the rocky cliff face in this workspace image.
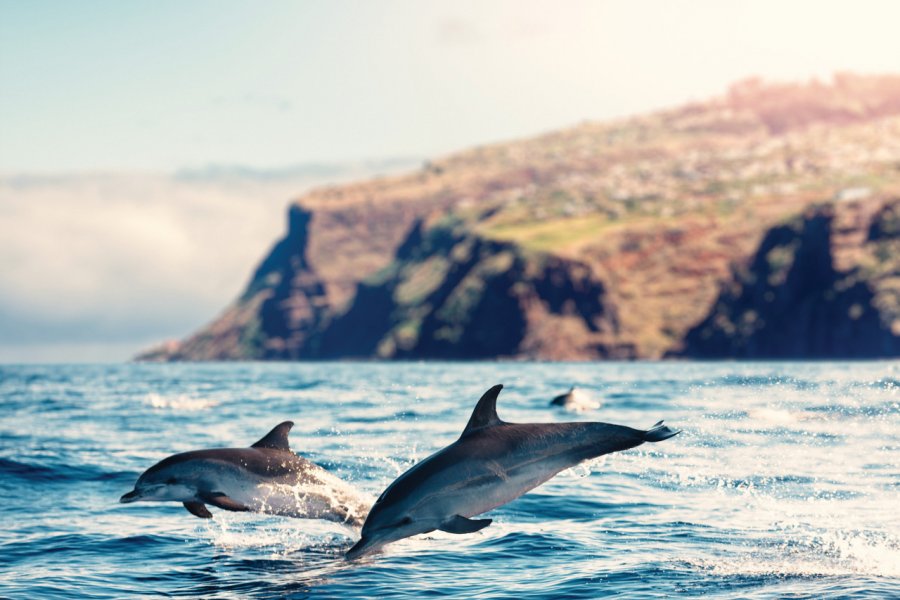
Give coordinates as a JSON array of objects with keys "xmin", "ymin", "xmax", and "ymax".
[
  {"xmin": 138, "ymin": 74, "xmax": 900, "ymax": 361},
  {"xmin": 678, "ymin": 201, "xmax": 900, "ymax": 358},
  {"xmin": 144, "ymin": 195, "xmax": 457, "ymax": 360},
  {"xmin": 150, "ymin": 213, "xmax": 623, "ymax": 361},
  {"xmin": 319, "ymin": 220, "xmax": 620, "ymax": 359}
]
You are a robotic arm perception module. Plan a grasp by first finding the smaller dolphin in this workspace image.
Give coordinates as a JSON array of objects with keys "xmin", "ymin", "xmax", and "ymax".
[
  {"xmin": 121, "ymin": 421, "xmax": 369, "ymax": 526},
  {"xmin": 550, "ymin": 386, "xmax": 600, "ymax": 412},
  {"xmin": 347, "ymin": 385, "xmax": 678, "ymax": 559}
]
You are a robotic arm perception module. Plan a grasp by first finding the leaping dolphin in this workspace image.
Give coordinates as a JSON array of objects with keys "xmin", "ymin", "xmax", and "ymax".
[
  {"xmin": 121, "ymin": 421, "xmax": 370, "ymax": 526},
  {"xmin": 347, "ymin": 384, "xmax": 679, "ymax": 559}
]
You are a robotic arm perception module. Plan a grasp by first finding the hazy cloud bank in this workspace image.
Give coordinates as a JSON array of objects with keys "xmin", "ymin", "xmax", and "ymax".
[{"xmin": 0, "ymin": 161, "xmax": 417, "ymax": 362}]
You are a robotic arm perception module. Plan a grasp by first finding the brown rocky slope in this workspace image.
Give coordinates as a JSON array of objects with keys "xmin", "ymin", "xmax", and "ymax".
[{"xmin": 139, "ymin": 74, "xmax": 900, "ymax": 361}]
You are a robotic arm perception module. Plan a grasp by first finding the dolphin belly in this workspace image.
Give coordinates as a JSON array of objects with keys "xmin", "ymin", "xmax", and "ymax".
[{"xmin": 434, "ymin": 454, "xmax": 574, "ymax": 519}]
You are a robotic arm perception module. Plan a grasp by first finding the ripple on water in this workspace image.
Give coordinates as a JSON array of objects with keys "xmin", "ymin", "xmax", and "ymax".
[{"xmin": 1, "ymin": 362, "xmax": 899, "ymax": 599}]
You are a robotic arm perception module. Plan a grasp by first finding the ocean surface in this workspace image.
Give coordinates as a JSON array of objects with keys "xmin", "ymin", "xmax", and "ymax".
[{"xmin": 0, "ymin": 362, "xmax": 897, "ymax": 599}]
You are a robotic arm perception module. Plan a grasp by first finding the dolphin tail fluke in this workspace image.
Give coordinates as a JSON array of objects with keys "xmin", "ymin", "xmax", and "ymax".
[{"xmin": 644, "ymin": 420, "xmax": 680, "ymax": 442}]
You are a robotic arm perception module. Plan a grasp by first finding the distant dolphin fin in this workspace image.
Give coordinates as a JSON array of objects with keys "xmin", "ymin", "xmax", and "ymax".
[
  {"xmin": 644, "ymin": 421, "xmax": 680, "ymax": 442},
  {"xmin": 461, "ymin": 385, "xmax": 505, "ymax": 436},
  {"xmin": 438, "ymin": 515, "xmax": 493, "ymax": 534},
  {"xmin": 183, "ymin": 501, "xmax": 213, "ymax": 519},
  {"xmin": 251, "ymin": 421, "xmax": 294, "ymax": 451},
  {"xmin": 201, "ymin": 492, "xmax": 250, "ymax": 512}
]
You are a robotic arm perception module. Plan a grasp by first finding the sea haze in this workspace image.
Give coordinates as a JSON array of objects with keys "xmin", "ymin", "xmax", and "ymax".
[
  {"xmin": 0, "ymin": 159, "xmax": 418, "ymax": 363},
  {"xmin": 0, "ymin": 362, "xmax": 897, "ymax": 598}
]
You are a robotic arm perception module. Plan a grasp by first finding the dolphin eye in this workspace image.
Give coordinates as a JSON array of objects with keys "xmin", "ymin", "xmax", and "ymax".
[
  {"xmin": 165, "ymin": 477, "xmax": 177, "ymax": 484},
  {"xmin": 400, "ymin": 517, "xmax": 412, "ymax": 525}
]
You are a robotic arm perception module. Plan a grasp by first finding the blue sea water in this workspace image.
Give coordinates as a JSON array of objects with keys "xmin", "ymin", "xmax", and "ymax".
[{"xmin": 0, "ymin": 362, "xmax": 897, "ymax": 599}]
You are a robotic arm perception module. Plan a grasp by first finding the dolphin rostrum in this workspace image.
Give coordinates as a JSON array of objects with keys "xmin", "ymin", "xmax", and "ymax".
[
  {"xmin": 347, "ymin": 384, "xmax": 679, "ymax": 558},
  {"xmin": 121, "ymin": 421, "xmax": 370, "ymax": 526}
]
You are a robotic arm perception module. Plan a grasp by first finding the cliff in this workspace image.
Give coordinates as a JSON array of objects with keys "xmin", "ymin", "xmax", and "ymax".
[
  {"xmin": 138, "ymin": 74, "xmax": 900, "ymax": 361},
  {"xmin": 677, "ymin": 201, "xmax": 900, "ymax": 357}
]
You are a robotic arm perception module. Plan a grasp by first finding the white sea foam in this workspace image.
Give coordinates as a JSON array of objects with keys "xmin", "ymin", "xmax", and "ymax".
[
  {"xmin": 143, "ymin": 393, "xmax": 218, "ymax": 411},
  {"xmin": 204, "ymin": 513, "xmax": 352, "ymax": 557},
  {"xmin": 688, "ymin": 527, "xmax": 900, "ymax": 578}
]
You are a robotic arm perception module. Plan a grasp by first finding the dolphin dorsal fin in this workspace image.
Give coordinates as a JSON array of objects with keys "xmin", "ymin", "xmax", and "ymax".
[
  {"xmin": 251, "ymin": 421, "xmax": 294, "ymax": 451},
  {"xmin": 461, "ymin": 385, "xmax": 504, "ymax": 436}
]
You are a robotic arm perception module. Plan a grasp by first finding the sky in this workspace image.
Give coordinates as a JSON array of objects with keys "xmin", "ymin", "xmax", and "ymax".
[
  {"xmin": 3, "ymin": 0, "xmax": 900, "ymax": 172},
  {"xmin": 2, "ymin": 0, "xmax": 900, "ymax": 361}
]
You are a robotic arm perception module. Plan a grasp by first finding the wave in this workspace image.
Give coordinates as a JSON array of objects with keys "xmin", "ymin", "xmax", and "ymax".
[
  {"xmin": 0, "ymin": 457, "xmax": 133, "ymax": 484},
  {"xmin": 686, "ymin": 529, "xmax": 900, "ymax": 579},
  {"xmin": 3, "ymin": 362, "xmax": 899, "ymax": 599},
  {"xmin": 713, "ymin": 373, "xmax": 818, "ymax": 388}
]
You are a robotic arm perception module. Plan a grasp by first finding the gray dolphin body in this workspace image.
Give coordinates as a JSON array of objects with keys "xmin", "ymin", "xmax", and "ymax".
[
  {"xmin": 121, "ymin": 422, "xmax": 369, "ymax": 526},
  {"xmin": 347, "ymin": 385, "xmax": 679, "ymax": 558}
]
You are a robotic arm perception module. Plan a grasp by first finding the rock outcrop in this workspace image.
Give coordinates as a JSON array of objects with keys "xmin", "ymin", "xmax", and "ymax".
[
  {"xmin": 677, "ymin": 202, "xmax": 900, "ymax": 358},
  {"xmin": 319, "ymin": 220, "xmax": 620, "ymax": 359}
]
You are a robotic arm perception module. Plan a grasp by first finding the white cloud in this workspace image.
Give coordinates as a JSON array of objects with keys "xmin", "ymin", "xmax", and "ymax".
[{"xmin": 0, "ymin": 162, "xmax": 416, "ymax": 361}]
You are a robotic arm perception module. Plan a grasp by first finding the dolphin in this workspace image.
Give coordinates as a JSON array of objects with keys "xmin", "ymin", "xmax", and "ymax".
[
  {"xmin": 120, "ymin": 421, "xmax": 370, "ymax": 526},
  {"xmin": 347, "ymin": 384, "xmax": 679, "ymax": 559},
  {"xmin": 550, "ymin": 386, "xmax": 600, "ymax": 412}
]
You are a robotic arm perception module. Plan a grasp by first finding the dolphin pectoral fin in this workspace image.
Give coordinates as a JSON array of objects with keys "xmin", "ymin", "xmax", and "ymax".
[
  {"xmin": 201, "ymin": 492, "xmax": 251, "ymax": 512},
  {"xmin": 438, "ymin": 515, "xmax": 493, "ymax": 534},
  {"xmin": 183, "ymin": 501, "xmax": 213, "ymax": 519}
]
